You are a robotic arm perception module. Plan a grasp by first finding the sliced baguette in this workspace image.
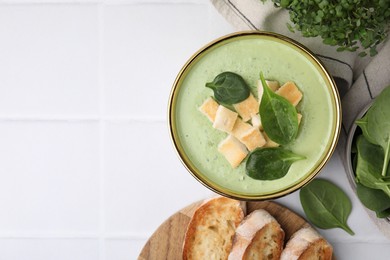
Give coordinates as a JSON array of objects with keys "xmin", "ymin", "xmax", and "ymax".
[
  {"xmin": 228, "ymin": 209, "xmax": 285, "ymax": 260},
  {"xmin": 280, "ymin": 226, "xmax": 333, "ymax": 260},
  {"xmin": 182, "ymin": 196, "xmax": 246, "ymax": 260}
]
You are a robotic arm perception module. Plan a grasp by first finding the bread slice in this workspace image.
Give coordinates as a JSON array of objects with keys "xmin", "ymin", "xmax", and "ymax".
[
  {"xmin": 182, "ymin": 196, "xmax": 246, "ymax": 260},
  {"xmin": 280, "ymin": 227, "xmax": 333, "ymax": 260},
  {"xmin": 228, "ymin": 209, "xmax": 285, "ymax": 260}
]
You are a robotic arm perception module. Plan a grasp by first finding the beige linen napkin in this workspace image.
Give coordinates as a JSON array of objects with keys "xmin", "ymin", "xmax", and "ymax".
[{"xmin": 211, "ymin": 0, "xmax": 390, "ymax": 237}]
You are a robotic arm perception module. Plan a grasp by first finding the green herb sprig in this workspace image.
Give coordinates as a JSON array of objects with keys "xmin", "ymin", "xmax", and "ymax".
[{"xmin": 263, "ymin": 0, "xmax": 390, "ymax": 57}]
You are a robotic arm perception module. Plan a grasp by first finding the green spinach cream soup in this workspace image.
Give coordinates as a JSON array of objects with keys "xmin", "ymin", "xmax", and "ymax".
[{"xmin": 170, "ymin": 32, "xmax": 340, "ymax": 199}]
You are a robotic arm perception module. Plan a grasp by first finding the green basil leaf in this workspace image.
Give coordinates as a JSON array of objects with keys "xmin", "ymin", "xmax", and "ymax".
[
  {"xmin": 300, "ymin": 179, "xmax": 354, "ymax": 235},
  {"xmin": 259, "ymin": 72, "xmax": 299, "ymax": 145},
  {"xmin": 356, "ymin": 183, "xmax": 390, "ymax": 217},
  {"xmin": 355, "ymin": 135, "xmax": 390, "ymax": 196},
  {"xmin": 245, "ymin": 147, "xmax": 305, "ymax": 180},
  {"xmin": 205, "ymin": 71, "xmax": 250, "ymax": 105}
]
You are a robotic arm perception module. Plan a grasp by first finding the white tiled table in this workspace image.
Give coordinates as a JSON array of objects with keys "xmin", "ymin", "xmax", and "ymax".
[{"xmin": 0, "ymin": 0, "xmax": 389, "ymax": 259}]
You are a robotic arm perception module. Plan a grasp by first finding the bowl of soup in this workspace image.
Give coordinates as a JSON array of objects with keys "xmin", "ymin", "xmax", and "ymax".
[{"xmin": 168, "ymin": 31, "xmax": 341, "ymax": 200}]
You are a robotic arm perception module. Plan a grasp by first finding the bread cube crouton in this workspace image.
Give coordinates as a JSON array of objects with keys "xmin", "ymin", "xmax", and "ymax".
[
  {"xmin": 199, "ymin": 97, "xmax": 219, "ymax": 122},
  {"xmin": 266, "ymin": 80, "xmax": 280, "ymax": 91},
  {"xmin": 257, "ymin": 80, "xmax": 280, "ymax": 102},
  {"xmin": 275, "ymin": 81, "xmax": 303, "ymax": 106},
  {"xmin": 231, "ymin": 118, "xmax": 253, "ymax": 139},
  {"xmin": 263, "ymin": 131, "xmax": 280, "ymax": 148},
  {"xmin": 218, "ymin": 135, "xmax": 248, "ymax": 168},
  {"xmin": 240, "ymin": 127, "xmax": 266, "ymax": 151},
  {"xmin": 297, "ymin": 113, "xmax": 302, "ymax": 125},
  {"xmin": 233, "ymin": 94, "xmax": 259, "ymax": 122},
  {"xmin": 251, "ymin": 114, "xmax": 263, "ymax": 130},
  {"xmin": 213, "ymin": 105, "xmax": 238, "ymax": 133}
]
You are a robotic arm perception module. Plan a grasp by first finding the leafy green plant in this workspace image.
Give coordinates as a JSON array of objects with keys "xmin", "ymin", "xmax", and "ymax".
[
  {"xmin": 206, "ymin": 71, "xmax": 250, "ymax": 104},
  {"xmin": 300, "ymin": 179, "xmax": 354, "ymax": 235},
  {"xmin": 259, "ymin": 72, "xmax": 298, "ymax": 145},
  {"xmin": 263, "ymin": 0, "xmax": 390, "ymax": 57},
  {"xmin": 246, "ymin": 147, "xmax": 305, "ymax": 180}
]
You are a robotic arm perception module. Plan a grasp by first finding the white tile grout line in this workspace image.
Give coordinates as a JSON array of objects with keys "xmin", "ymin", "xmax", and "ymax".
[
  {"xmin": 0, "ymin": 116, "xmax": 166, "ymax": 122},
  {"xmin": 0, "ymin": 233, "xmax": 147, "ymax": 240},
  {"xmin": 98, "ymin": 2, "xmax": 106, "ymax": 260},
  {"xmin": 0, "ymin": 0, "xmax": 206, "ymax": 4}
]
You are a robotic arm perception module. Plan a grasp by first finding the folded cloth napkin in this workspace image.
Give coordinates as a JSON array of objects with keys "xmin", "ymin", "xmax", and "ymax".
[{"xmin": 211, "ymin": 0, "xmax": 390, "ymax": 237}]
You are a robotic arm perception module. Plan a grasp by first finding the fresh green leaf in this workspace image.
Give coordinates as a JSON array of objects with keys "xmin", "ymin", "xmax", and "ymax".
[
  {"xmin": 359, "ymin": 52, "xmax": 368, "ymax": 57},
  {"xmin": 377, "ymin": 208, "xmax": 390, "ymax": 218},
  {"xmin": 280, "ymin": 0, "xmax": 291, "ymax": 8},
  {"xmin": 205, "ymin": 71, "xmax": 250, "ymax": 105},
  {"xmin": 246, "ymin": 147, "xmax": 305, "ymax": 180},
  {"xmin": 356, "ymin": 183, "xmax": 390, "ymax": 218},
  {"xmin": 355, "ymin": 135, "xmax": 390, "ymax": 196},
  {"xmin": 356, "ymin": 86, "xmax": 390, "ymax": 176},
  {"xmin": 259, "ymin": 72, "xmax": 299, "ymax": 145},
  {"xmin": 286, "ymin": 23, "xmax": 295, "ymax": 32},
  {"xmin": 300, "ymin": 179, "xmax": 354, "ymax": 235},
  {"xmin": 356, "ymin": 87, "xmax": 390, "ymax": 151}
]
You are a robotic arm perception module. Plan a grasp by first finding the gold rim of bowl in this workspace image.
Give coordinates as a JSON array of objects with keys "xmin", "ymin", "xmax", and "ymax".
[{"xmin": 168, "ymin": 30, "xmax": 341, "ymax": 201}]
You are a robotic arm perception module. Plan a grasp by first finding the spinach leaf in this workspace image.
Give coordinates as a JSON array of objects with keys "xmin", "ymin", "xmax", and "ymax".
[
  {"xmin": 205, "ymin": 71, "xmax": 250, "ymax": 104},
  {"xmin": 356, "ymin": 183, "xmax": 390, "ymax": 218},
  {"xmin": 300, "ymin": 179, "xmax": 354, "ymax": 235},
  {"xmin": 356, "ymin": 86, "xmax": 390, "ymax": 176},
  {"xmin": 259, "ymin": 72, "xmax": 298, "ymax": 145},
  {"xmin": 355, "ymin": 135, "xmax": 390, "ymax": 196},
  {"xmin": 246, "ymin": 147, "xmax": 305, "ymax": 180},
  {"xmin": 377, "ymin": 208, "xmax": 390, "ymax": 218}
]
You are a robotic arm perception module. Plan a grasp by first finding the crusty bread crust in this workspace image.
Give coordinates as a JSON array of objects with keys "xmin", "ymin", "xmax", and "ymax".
[
  {"xmin": 280, "ymin": 227, "xmax": 333, "ymax": 260},
  {"xmin": 228, "ymin": 209, "xmax": 284, "ymax": 260},
  {"xmin": 182, "ymin": 196, "xmax": 246, "ymax": 260}
]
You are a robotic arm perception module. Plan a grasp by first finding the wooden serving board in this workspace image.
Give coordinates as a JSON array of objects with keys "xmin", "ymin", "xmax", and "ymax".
[{"xmin": 138, "ymin": 200, "xmax": 310, "ymax": 260}]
